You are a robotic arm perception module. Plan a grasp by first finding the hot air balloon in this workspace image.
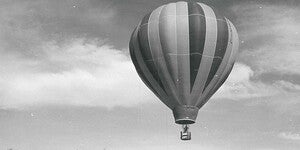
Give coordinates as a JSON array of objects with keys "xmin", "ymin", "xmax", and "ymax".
[{"xmin": 129, "ymin": 1, "xmax": 239, "ymax": 140}]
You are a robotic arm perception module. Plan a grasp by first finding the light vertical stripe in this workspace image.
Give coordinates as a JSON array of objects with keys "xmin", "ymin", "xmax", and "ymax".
[
  {"xmin": 190, "ymin": 3, "xmax": 218, "ymax": 105},
  {"xmin": 176, "ymin": 2, "xmax": 190, "ymax": 105},
  {"xmin": 148, "ymin": 5, "xmax": 181, "ymax": 104},
  {"xmin": 159, "ymin": 3, "xmax": 178, "ymax": 85}
]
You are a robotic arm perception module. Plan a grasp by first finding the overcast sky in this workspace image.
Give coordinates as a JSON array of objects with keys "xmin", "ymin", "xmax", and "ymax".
[{"xmin": 0, "ymin": 0, "xmax": 299, "ymax": 150}]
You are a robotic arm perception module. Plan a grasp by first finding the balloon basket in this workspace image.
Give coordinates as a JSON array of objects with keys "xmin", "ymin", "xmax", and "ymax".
[{"xmin": 180, "ymin": 124, "xmax": 191, "ymax": 140}]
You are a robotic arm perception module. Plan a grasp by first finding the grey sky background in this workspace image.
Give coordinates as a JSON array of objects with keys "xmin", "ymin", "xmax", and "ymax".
[{"xmin": 0, "ymin": 0, "xmax": 299, "ymax": 150}]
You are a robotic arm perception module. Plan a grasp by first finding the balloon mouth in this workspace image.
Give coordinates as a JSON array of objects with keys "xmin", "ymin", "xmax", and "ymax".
[
  {"xmin": 175, "ymin": 119, "xmax": 195, "ymax": 124},
  {"xmin": 172, "ymin": 105, "xmax": 199, "ymax": 125}
]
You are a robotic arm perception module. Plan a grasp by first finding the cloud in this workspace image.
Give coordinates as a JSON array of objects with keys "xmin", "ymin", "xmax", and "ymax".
[
  {"xmin": 273, "ymin": 80, "xmax": 300, "ymax": 92},
  {"xmin": 278, "ymin": 132, "xmax": 300, "ymax": 141},
  {"xmin": 209, "ymin": 3, "xmax": 300, "ymax": 115},
  {"xmin": 112, "ymin": 145, "xmax": 220, "ymax": 150},
  {"xmin": 0, "ymin": 0, "xmax": 156, "ymax": 109},
  {"xmin": 232, "ymin": 4, "xmax": 300, "ymax": 75},
  {"xmin": 212, "ymin": 63, "xmax": 300, "ymax": 115},
  {"xmin": 0, "ymin": 0, "xmax": 299, "ymax": 111},
  {"xmin": 0, "ymin": 0, "xmax": 117, "ymax": 49},
  {"xmin": 213, "ymin": 63, "xmax": 280, "ymax": 100},
  {"xmin": 0, "ymin": 39, "xmax": 155, "ymax": 109},
  {"xmin": 0, "ymin": 40, "xmax": 298, "ymax": 109}
]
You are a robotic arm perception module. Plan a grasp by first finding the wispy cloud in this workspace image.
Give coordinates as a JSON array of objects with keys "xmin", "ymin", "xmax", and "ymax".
[
  {"xmin": 112, "ymin": 145, "xmax": 220, "ymax": 150},
  {"xmin": 206, "ymin": 3, "xmax": 300, "ymax": 115},
  {"xmin": 232, "ymin": 4, "xmax": 300, "ymax": 75},
  {"xmin": 214, "ymin": 63, "xmax": 276, "ymax": 100},
  {"xmin": 213, "ymin": 63, "xmax": 300, "ymax": 100},
  {"xmin": 278, "ymin": 132, "xmax": 300, "ymax": 141},
  {"xmin": 0, "ymin": 0, "xmax": 117, "ymax": 49}
]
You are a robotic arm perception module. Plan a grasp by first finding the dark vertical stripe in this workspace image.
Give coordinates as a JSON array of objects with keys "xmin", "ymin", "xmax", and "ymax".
[
  {"xmin": 129, "ymin": 39, "xmax": 159, "ymax": 96},
  {"xmin": 140, "ymin": 13, "xmax": 151, "ymax": 26},
  {"xmin": 137, "ymin": 14, "xmax": 166, "ymax": 92},
  {"xmin": 203, "ymin": 16, "xmax": 228, "ymax": 92},
  {"xmin": 219, "ymin": 64, "xmax": 234, "ymax": 86},
  {"xmin": 138, "ymin": 13, "xmax": 151, "ymax": 60},
  {"xmin": 198, "ymin": 64, "xmax": 233, "ymax": 108},
  {"xmin": 188, "ymin": 2, "xmax": 206, "ymax": 91}
]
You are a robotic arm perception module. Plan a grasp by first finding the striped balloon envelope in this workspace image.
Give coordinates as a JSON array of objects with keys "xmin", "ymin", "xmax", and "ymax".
[{"xmin": 129, "ymin": 1, "xmax": 239, "ymax": 140}]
